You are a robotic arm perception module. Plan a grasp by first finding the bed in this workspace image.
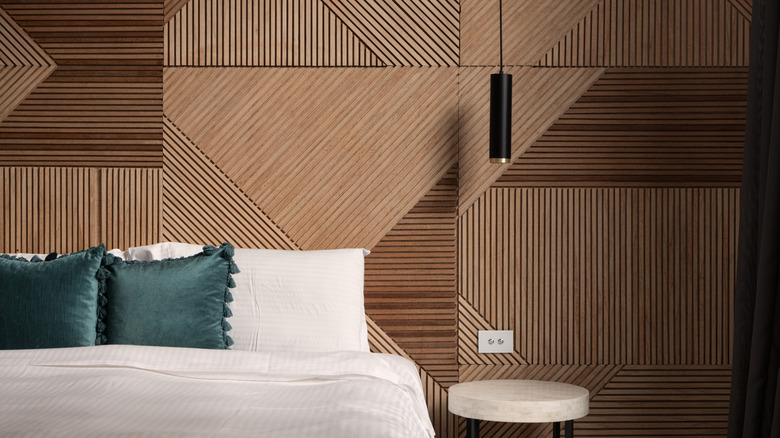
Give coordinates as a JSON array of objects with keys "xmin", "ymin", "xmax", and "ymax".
[{"xmin": 0, "ymin": 243, "xmax": 435, "ymax": 438}]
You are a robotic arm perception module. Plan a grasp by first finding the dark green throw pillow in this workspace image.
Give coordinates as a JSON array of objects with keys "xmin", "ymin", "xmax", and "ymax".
[
  {"xmin": 104, "ymin": 243, "xmax": 237, "ymax": 349},
  {"xmin": 0, "ymin": 245, "xmax": 107, "ymax": 350}
]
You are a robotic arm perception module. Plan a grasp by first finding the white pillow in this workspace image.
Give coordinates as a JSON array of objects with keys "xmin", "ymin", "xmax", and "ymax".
[{"xmin": 121, "ymin": 242, "xmax": 370, "ymax": 353}]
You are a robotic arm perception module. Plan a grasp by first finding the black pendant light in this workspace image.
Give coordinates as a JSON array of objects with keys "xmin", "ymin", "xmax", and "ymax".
[{"xmin": 490, "ymin": 0, "xmax": 511, "ymax": 163}]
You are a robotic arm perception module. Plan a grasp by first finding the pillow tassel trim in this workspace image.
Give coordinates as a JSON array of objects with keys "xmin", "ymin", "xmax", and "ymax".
[
  {"xmin": 94, "ymin": 248, "xmax": 110, "ymax": 345},
  {"xmin": 210, "ymin": 242, "xmax": 239, "ymax": 349}
]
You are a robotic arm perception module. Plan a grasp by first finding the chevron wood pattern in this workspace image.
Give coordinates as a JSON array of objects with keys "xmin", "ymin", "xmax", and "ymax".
[
  {"xmin": 461, "ymin": 0, "xmax": 602, "ymax": 66},
  {"xmin": 165, "ymin": 66, "xmax": 458, "ymax": 250},
  {"xmin": 458, "ymin": 66, "xmax": 604, "ymax": 215},
  {"xmin": 0, "ymin": 8, "xmax": 55, "ymax": 124},
  {"xmin": 495, "ymin": 69, "xmax": 748, "ymax": 188},
  {"xmin": 578, "ymin": 365, "xmax": 732, "ymax": 436},
  {"xmin": 538, "ymin": 0, "xmax": 751, "ymax": 67},
  {"xmin": 0, "ymin": 166, "xmax": 160, "ymax": 254},
  {"xmin": 365, "ymin": 165, "xmax": 458, "ymax": 382},
  {"xmin": 366, "ymin": 316, "xmax": 459, "ymax": 438},
  {"xmin": 162, "ymin": 116, "xmax": 297, "ymax": 249},
  {"xmin": 321, "ymin": 0, "xmax": 459, "ymax": 66},
  {"xmin": 0, "ymin": 1, "xmax": 163, "ymax": 167},
  {"xmin": 165, "ymin": 0, "xmax": 383, "ymax": 66},
  {"xmin": 460, "ymin": 187, "xmax": 738, "ymax": 365},
  {"xmin": 457, "ymin": 364, "xmax": 620, "ymax": 437}
]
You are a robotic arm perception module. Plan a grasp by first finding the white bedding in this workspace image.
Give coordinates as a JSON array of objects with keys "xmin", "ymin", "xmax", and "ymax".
[{"xmin": 0, "ymin": 345, "xmax": 435, "ymax": 438}]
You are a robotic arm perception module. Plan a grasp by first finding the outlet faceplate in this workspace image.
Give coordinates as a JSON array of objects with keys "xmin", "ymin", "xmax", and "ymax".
[{"xmin": 478, "ymin": 330, "xmax": 513, "ymax": 353}]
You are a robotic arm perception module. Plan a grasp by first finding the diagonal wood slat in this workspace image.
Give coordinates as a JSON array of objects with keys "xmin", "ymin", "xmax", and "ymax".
[
  {"xmin": 458, "ymin": 66, "xmax": 604, "ymax": 215},
  {"xmin": 163, "ymin": 116, "xmax": 297, "ymax": 249},
  {"xmin": 728, "ymin": 0, "xmax": 752, "ymax": 19},
  {"xmin": 165, "ymin": 67, "xmax": 458, "ymax": 250},
  {"xmin": 458, "ymin": 296, "xmax": 527, "ymax": 365},
  {"xmin": 165, "ymin": 0, "xmax": 383, "ymax": 66},
  {"xmin": 538, "ymin": 0, "xmax": 751, "ymax": 67},
  {"xmin": 495, "ymin": 69, "xmax": 748, "ymax": 187},
  {"xmin": 461, "ymin": 0, "xmax": 601, "ymax": 66},
  {"xmin": 321, "ymin": 0, "xmax": 459, "ymax": 66}
]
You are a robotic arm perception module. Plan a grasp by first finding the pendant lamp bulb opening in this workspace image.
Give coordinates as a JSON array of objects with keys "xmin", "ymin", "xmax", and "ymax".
[{"xmin": 490, "ymin": 0, "xmax": 512, "ymax": 164}]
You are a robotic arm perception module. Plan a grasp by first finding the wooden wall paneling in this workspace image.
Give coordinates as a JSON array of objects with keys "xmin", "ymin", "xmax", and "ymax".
[
  {"xmin": 320, "ymin": 0, "xmax": 459, "ymax": 66},
  {"xmin": 0, "ymin": 1, "xmax": 163, "ymax": 167},
  {"xmin": 460, "ymin": 0, "xmax": 601, "ymax": 66},
  {"xmin": 164, "ymin": 67, "xmax": 458, "ymax": 250},
  {"xmin": 365, "ymin": 165, "xmax": 458, "ymax": 382},
  {"xmin": 458, "ymin": 66, "xmax": 604, "ymax": 215},
  {"xmin": 538, "ymin": 0, "xmax": 751, "ymax": 67},
  {"xmin": 164, "ymin": 0, "xmax": 383, "ymax": 67},
  {"xmin": 494, "ymin": 69, "xmax": 748, "ymax": 188},
  {"xmin": 367, "ymin": 317, "xmax": 459, "ymax": 438},
  {"xmin": 578, "ymin": 365, "xmax": 732, "ymax": 436},
  {"xmin": 164, "ymin": 0, "xmax": 191, "ymax": 23},
  {"xmin": 458, "ymin": 295, "xmax": 527, "ymax": 365},
  {"xmin": 0, "ymin": 166, "xmax": 160, "ymax": 253},
  {"xmin": 98, "ymin": 168, "xmax": 162, "ymax": 250},
  {"xmin": 459, "ymin": 188, "xmax": 738, "ymax": 365},
  {"xmin": 728, "ymin": 0, "xmax": 753, "ymax": 19},
  {"xmin": 162, "ymin": 116, "xmax": 297, "ymax": 249},
  {"xmin": 0, "ymin": 7, "xmax": 55, "ymax": 124}
]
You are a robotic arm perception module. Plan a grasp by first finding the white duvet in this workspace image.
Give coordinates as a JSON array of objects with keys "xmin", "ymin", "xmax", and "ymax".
[{"xmin": 0, "ymin": 345, "xmax": 435, "ymax": 438}]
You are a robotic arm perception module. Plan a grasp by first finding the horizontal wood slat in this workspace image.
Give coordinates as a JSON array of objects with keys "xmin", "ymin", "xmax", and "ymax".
[
  {"xmin": 459, "ymin": 187, "xmax": 738, "ymax": 365},
  {"xmin": 365, "ymin": 165, "xmax": 458, "ymax": 382},
  {"xmin": 496, "ymin": 69, "xmax": 748, "ymax": 187},
  {"xmin": 165, "ymin": 0, "xmax": 383, "ymax": 66},
  {"xmin": 0, "ymin": 1, "xmax": 163, "ymax": 167},
  {"xmin": 538, "ymin": 0, "xmax": 751, "ymax": 67},
  {"xmin": 0, "ymin": 166, "xmax": 160, "ymax": 253}
]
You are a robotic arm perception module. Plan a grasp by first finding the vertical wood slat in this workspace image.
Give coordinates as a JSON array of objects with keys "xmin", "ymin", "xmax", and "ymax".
[
  {"xmin": 538, "ymin": 0, "xmax": 751, "ymax": 67},
  {"xmin": 0, "ymin": 166, "xmax": 160, "ymax": 254},
  {"xmin": 164, "ymin": 0, "xmax": 383, "ymax": 66},
  {"xmin": 459, "ymin": 187, "xmax": 738, "ymax": 365}
]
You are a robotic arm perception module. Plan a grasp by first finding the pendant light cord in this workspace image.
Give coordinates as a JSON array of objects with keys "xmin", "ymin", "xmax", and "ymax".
[{"xmin": 499, "ymin": 0, "xmax": 503, "ymax": 74}]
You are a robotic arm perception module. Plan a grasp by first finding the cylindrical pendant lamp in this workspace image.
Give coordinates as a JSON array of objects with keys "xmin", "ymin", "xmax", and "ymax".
[
  {"xmin": 489, "ymin": 0, "xmax": 512, "ymax": 164},
  {"xmin": 490, "ymin": 73, "xmax": 512, "ymax": 163}
]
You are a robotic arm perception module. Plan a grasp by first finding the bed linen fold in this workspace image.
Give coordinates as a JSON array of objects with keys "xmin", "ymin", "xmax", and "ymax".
[{"xmin": 0, "ymin": 345, "xmax": 435, "ymax": 438}]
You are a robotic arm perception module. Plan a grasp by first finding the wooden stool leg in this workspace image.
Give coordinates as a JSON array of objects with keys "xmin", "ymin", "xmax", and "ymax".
[
  {"xmin": 553, "ymin": 422, "xmax": 560, "ymax": 438},
  {"xmin": 466, "ymin": 418, "xmax": 479, "ymax": 438},
  {"xmin": 565, "ymin": 420, "xmax": 573, "ymax": 438}
]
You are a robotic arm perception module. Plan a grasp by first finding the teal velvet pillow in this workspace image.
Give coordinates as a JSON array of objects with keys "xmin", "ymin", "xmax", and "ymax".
[
  {"xmin": 104, "ymin": 243, "xmax": 237, "ymax": 349},
  {"xmin": 0, "ymin": 245, "xmax": 107, "ymax": 350}
]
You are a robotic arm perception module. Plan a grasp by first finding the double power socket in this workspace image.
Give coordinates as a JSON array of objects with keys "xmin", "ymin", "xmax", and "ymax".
[{"xmin": 478, "ymin": 330, "xmax": 514, "ymax": 354}]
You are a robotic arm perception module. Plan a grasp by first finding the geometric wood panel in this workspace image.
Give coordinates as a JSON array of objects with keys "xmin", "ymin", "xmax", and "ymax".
[
  {"xmin": 0, "ymin": 8, "xmax": 55, "ymax": 124},
  {"xmin": 321, "ymin": 0, "xmax": 459, "ymax": 66},
  {"xmin": 0, "ymin": 166, "xmax": 160, "ymax": 254},
  {"xmin": 458, "ymin": 66, "xmax": 604, "ymax": 215},
  {"xmin": 162, "ymin": 116, "xmax": 298, "ymax": 249},
  {"xmin": 538, "ymin": 0, "xmax": 751, "ymax": 67},
  {"xmin": 578, "ymin": 365, "xmax": 731, "ymax": 436},
  {"xmin": 460, "ymin": 187, "xmax": 738, "ymax": 365},
  {"xmin": 164, "ymin": 66, "xmax": 459, "ymax": 250},
  {"xmin": 495, "ymin": 69, "xmax": 748, "ymax": 187},
  {"xmin": 460, "ymin": 0, "xmax": 602, "ymax": 66},
  {"xmin": 0, "ymin": 1, "xmax": 163, "ymax": 167},
  {"xmin": 165, "ymin": 0, "xmax": 383, "ymax": 66},
  {"xmin": 458, "ymin": 295, "xmax": 528, "ymax": 366},
  {"xmin": 365, "ymin": 165, "xmax": 458, "ymax": 384}
]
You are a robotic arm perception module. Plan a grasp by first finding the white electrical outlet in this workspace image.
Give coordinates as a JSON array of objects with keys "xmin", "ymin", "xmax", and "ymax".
[{"xmin": 478, "ymin": 330, "xmax": 513, "ymax": 353}]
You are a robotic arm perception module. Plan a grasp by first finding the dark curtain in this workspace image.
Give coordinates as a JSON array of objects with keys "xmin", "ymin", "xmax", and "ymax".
[{"xmin": 728, "ymin": 0, "xmax": 780, "ymax": 436}]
